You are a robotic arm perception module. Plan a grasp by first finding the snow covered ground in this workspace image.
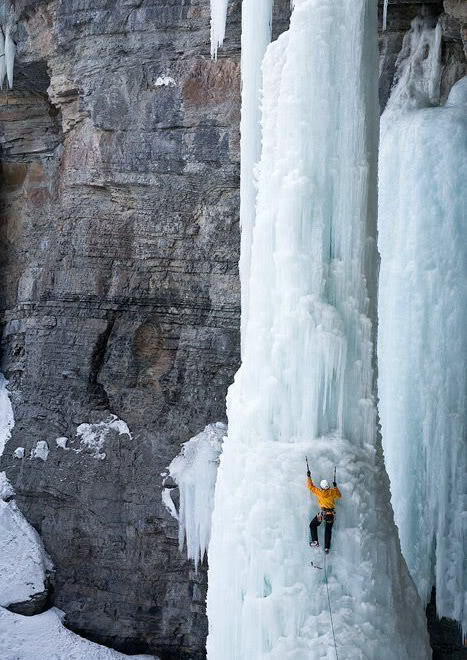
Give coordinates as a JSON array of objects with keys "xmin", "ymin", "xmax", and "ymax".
[
  {"xmin": 0, "ymin": 607, "xmax": 155, "ymax": 660},
  {"xmin": 379, "ymin": 17, "xmax": 467, "ymax": 631}
]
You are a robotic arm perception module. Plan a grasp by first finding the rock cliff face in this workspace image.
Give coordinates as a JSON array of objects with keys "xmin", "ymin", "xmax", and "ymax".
[{"xmin": 0, "ymin": 1, "xmax": 464, "ymax": 658}]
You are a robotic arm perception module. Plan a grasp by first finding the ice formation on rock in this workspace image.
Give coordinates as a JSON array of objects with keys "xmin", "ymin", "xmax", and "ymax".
[
  {"xmin": 207, "ymin": 1, "xmax": 430, "ymax": 658},
  {"xmin": 166, "ymin": 423, "xmax": 226, "ymax": 569},
  {"xmin": 0, "ymin": 1, "xmax": 16, "ymax": 89},
  {"xmin": 379, "ymin": 17, "xmax": 467, "ymax": 631},
  {"xmin": 239, "ymin": 0, "xmax": 273, "ymax": 344},
  {"xmin": 210, "ymin": 0, "xmax": 229, "ymax": 58},
  {"xmin": 383, "ymin": 0, "xmax": 389, "ymax": 31}
]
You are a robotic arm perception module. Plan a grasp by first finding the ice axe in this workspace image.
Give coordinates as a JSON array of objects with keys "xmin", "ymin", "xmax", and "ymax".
[{"xmin": 306, "ymin": 456, "xmax": 311, "ymax": 477}]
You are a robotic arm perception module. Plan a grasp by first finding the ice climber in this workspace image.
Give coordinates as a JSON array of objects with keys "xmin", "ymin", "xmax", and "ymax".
[{"xmin": 307, "ymin": 466, "xmax": 341, "ymax": 553}]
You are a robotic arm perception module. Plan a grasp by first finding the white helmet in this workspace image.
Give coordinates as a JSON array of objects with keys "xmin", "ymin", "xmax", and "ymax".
[{"xmin": 320, "ymin": 479, "xmax": 330, "ymax": 490}]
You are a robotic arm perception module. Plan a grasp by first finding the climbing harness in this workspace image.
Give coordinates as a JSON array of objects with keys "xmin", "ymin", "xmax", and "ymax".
[
  {"xmin": 318, "ymin": 508, "xmax": 336, "ymax": 522},
  {"xmin": 324, "ymin": 553, "xmax": 339, "ymax": 660}
]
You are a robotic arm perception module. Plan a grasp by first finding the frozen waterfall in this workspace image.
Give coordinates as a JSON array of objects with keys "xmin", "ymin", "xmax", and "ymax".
[
  {"xmin": 207, "ymin": 1, "xmax": 430, "ymax": 658},
  {"xmin": 379, "ymin": 17, "xmax": 467, "ymax": 631}
]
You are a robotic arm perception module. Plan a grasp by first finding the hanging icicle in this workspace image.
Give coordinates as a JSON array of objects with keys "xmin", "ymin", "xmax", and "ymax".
[
  {"xmin": 0, "ymin": 1, "xmax": 16, "ymax": 89},
  {"xmin": 383, "ymin": 0, "xmax": 389, "ymax": 31},
  {"xmin": 210, "ymin": 0, "xmax": 229, "ymax": 59}
]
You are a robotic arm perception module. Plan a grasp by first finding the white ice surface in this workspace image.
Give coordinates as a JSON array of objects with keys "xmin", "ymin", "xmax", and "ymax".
[
  {"xmin": 0, "ymin": 607, "xmax": 156, "ymax": 660},
  {"xmin": 207, "ymin": 1, "xmax": 430, "ymax": 658},
  {"xmin": 167, "ymin": 423, "xmax": 226, "ymax": 569},
  {"xmin": 239, "ymin": 0, "xmax": 273, "ymax": 346},
  {"xmin": 4, "ymin": 24, "xmax": 14, "ymax": 89},
  {"xmin": 379, "ymin": 18, "xmax": 467, "ymax": 631}
]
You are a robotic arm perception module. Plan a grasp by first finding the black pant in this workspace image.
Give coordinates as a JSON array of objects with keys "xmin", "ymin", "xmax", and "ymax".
[{"xmin": 310, "ymin": 512, "xmax": 335, "ymax": 550}]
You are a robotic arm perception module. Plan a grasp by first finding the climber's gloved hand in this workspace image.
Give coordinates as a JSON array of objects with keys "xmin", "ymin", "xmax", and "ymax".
[
  {"xmin": 333, "ymin": 481, "xmax": 337, "ymax": 487},
  {"xmin": 307, "ymin": 470, "xmax": 311, "ymax": 478}
]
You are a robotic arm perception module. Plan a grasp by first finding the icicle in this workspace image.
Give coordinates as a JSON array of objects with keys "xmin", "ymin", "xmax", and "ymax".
[
  {"xmin": 210, "ymin": 0, "xmax": 229, "ymax": 59},
  {"xmin": 4, "ymin": 24, "xmax": 14, "ymax": 89},
  {"xmin": 383, "ymin": 0, "xmax": 389, "ymax": 31},
  {"xmin": 165, "ymin": 423, "xmax": 226, "ymax": 570},
  {"xmin": 0, "ymin": 29, "xmax": 6, "ymax": 89}
]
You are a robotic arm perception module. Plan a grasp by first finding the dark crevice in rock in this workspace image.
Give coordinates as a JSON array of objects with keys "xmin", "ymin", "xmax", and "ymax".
[
  {"xmin": 88, "ymin": 315, "xmax": 116, "ymax": 410},
  {"xmin": 426, "ymin": 588, "xmax": 465, "ymax": 659}
]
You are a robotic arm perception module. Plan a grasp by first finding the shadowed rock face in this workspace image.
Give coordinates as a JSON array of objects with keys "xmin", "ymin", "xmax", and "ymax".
[{"xmin": 0, "ymin": 1, "xmax": 464, "ymax": 658}]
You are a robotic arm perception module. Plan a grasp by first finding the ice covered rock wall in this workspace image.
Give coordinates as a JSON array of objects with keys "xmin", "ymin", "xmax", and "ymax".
[
  {"xmin": 0, "ymin": 0, "xmax": 464, "ymax": 657},
  {"xmin": 379, "ymin": 16, "xmax": 467, "ymax": 633},
  {"xmin": 207, "ymin": 1, "xmax": 430, "ymax": 658}
]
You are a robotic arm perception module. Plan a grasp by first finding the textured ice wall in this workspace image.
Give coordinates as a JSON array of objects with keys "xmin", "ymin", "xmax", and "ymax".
[
  {"xmin": 379, "ymin": 18, "xmax": 467, "ymax": 631},
  {"xmin": 238, "ymin": 0, "xmax": 273, "ymax": 345},
  {"xmin": 207, "ymin": 1, "xmax": 430, "ymax": 658}
]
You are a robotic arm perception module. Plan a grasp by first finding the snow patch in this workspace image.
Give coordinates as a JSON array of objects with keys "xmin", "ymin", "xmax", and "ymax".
[
  {"xmin": 13, "ymin": 447, "xmax": 24, "ymax": 459},
  {"xmin": 56, "ymin": 436, "xmax": 69, "ymax": 449},
  {"xmin": 166, "ymin": 422, "xmax": 226, "ymax": 569},
  {"xmin": 155, "ymin": 75, "xmax": 175, "ymax": 87},
  {"xmin": 76, "ymin": 415, "xmax": 131, "ymax": 460},
  {"xmin": 0, "ymin": 499, "xmax": 52, "ymax": 607},
  {"xmin": 31, "ymin": 440, "xmax": 49, "ymax": 461},
  {"xmin": 0, "ymin": 473, "xmax": 13, "ymax": 500}
]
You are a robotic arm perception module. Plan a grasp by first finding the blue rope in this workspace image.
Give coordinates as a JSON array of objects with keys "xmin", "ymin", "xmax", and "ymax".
[{"xmin": 324, "ymin": 554, "xmax": 339, "ymax": 660}]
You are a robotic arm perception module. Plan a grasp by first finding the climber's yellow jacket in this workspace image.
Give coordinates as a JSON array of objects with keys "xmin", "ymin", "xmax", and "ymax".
[{"xmin": 307, "ymin": 477, "xmax": 341, "ymax": 509}]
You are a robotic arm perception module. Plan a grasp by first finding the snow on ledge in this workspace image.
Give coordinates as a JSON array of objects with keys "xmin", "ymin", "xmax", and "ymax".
[
  {"xmin": 31, "ymin": 440, "xmax": 49, "ymax": 461},
  {"xmin": 155, "ymin": 75, "xmax": 176, "ymax": 87},
  {"xmin": 76, "ymin": 415, "xmax": 131, "ymax": 460},
  {"xmin": 165, "ymin": 422, "xmax": 226, "ymax": 569}
]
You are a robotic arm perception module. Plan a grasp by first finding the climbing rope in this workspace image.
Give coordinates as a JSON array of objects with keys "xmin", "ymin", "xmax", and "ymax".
[{"xmin": 324, "ymin": 554, "xmax": 339, "ymax": 660}]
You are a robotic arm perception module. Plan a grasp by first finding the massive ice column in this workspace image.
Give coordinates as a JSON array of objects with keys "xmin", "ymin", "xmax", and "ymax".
[
  {"xmin": 207, "ymin": 1, "xmax": 430, "ymax": 658},
  {"xmin": 379, "ymin": 17, "xmax": 467, "ymax": 631}
]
